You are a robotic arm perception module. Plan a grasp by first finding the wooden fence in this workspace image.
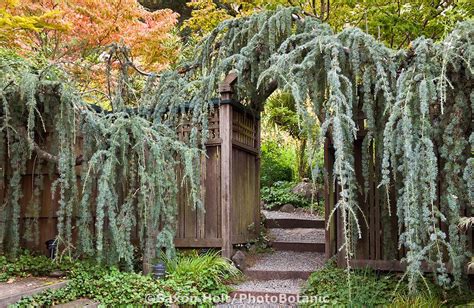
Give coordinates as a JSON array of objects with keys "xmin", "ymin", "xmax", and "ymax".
[
  {"xmin": 1, "ymin": 72, "xmax": 471, "ymax": 275},
  {"xmin": 0, "ymin": 76, "xmax": 260, "ymax": 259},
  {"xmin": 324, "ymin": 128, "xmax": 473, "ymax": 274}
]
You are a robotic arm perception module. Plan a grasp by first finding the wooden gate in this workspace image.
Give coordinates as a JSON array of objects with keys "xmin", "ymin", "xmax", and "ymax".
[{"xmin": 175, "ymin": 92, "xmax": 261, "ymax": 258}]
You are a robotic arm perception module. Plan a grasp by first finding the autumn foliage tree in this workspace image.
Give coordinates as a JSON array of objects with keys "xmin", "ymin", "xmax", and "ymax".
[
  {"xmin": 0, "ymin": 0, "xmax": 68, "ymax": 49},
  {"xmin": 178, "ymin": 0, "xmax": 473, "ymax": 49},
  {"xmin": 1, "ymin": 0, "xmax": 179, "ymax": 72}
]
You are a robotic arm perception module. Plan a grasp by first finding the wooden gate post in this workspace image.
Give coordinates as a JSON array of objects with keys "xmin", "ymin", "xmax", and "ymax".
[
  {"xmin": 219, "ymin": 73, "xmax": 237, "ymax": 259},
  {"xmin": 219, "ymin": 103, "xmax": 232, "ymax": 259}
]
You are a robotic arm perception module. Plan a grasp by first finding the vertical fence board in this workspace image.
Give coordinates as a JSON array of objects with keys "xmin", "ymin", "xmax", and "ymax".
[{"xmin": 204, "ymin": 146, "xmax": 220, "ymax": 239}]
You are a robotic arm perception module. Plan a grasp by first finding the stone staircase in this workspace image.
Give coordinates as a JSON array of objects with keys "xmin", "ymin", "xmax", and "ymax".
[{"xmin": 221, "ymin": 211, "xmax": 326, "ymax": 307}]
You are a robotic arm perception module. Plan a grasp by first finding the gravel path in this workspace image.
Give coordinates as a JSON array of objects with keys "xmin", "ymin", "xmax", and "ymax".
[
  {"xmin": 230, "ymin": 279, "xmax": 304, "ymax": 294},
  {"xmin": 247, "ymin": 251, "xmax": 325, "ymax": 272},
  {"xmin": 262, "ymin": 210, "xmax": 323, "ymax": 221},
  {"xmin": 268, "ymin": 228, "xmax": 325, "ymax": 243},
  {"xmin": 217, "ymin": 300, "xmax": 296, "ymax": 307}
]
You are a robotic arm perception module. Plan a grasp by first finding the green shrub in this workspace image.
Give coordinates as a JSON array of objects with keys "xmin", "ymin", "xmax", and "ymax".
[
  {"xmin": 261, "ymin": 181, "xmax": 324, "ymax": 215},
  {"xmin": 15, "ymin": 266, "xmax": 168, "ymax": 307},
  {"xmin": 388, "ymin": 294, "xmax": 443, "ymax": 308},
  {"xmin": 260, "ymin": 140, "xmax": 295, "ymax": 187},
  {"xmin": 302, "ymin": 263, "xmax": 401, "ymax": 306}
]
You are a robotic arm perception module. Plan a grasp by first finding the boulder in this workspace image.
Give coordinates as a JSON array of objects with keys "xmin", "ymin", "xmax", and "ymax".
[
  {"xmin": 279, "ymin": 203, "xmax": 295, "ymax": 213},
  {"xmin": 247, "ymin": 244, "xmax": 258, "ymax": 254},
  {"xmin": 48, "ymin": 270, "xmax": 65, "ymax": 278},
  {"xmin": 231, "ymin": 250, "xmax": 246, "ymax": 271},
  {"xmin": 292, "ymin": 182, "xmax": 319, "ymax": 199}
]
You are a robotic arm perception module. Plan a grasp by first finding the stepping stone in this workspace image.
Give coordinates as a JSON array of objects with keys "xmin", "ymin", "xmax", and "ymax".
[
  {"xmin": 0, "ymin": 277, "xmax": 68, "ymax": 306},
  {"xmin": 245, "ymin": 251, "xmax": 325, "ymax": 280},
  {"xmin": 268, "ymin": 228, "xmax": 325, "ymax": 252}
]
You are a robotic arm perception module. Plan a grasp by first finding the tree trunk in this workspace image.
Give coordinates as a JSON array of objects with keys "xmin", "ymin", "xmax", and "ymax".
[
  {"xmin": 143, "ymin": 216, "xmax": 159, "ymax": 275},
  {"xmin": 296, "ymin": 138, "xmax": 307, "ymax": 180}
]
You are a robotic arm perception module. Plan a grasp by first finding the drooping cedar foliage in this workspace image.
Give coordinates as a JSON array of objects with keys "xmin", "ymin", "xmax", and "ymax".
[{"xmin": 0, "ymin": 8, "xmax": 472, "ymax": 291}]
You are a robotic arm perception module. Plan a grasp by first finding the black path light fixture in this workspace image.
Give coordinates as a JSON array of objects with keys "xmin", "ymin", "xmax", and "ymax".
[
  {"xmin": 45, "ymin": 239, "xmax": 58, "ymax": 259},
  {"xmin": 152, "ymin": 262, "xmax": 166, "ymax": 279}
]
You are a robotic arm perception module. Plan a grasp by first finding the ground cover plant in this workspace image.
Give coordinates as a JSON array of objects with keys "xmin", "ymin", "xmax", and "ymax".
[
  {"xmin": 4, "ymin": 251, "xmax": 238, "ymax": 306},
  {"xmin": 0, "ymin": 6, "xmax": 472, "ymax": 296},
  {"xmin": 0, "ymin": 252, "xmax": 76, "ymax": 282},
  {"xmin": 302, "ymin": 262, "xmax": 474, "ymax": 307}
]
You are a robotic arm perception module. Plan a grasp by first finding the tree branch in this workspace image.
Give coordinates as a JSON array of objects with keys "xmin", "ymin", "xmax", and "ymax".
[{"xmin": 16, "ymin": 126, "xmax": 83, "ymax": 165}]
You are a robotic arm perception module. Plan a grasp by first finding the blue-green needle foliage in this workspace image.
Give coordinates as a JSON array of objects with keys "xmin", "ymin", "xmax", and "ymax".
[{"xmin": 0, "ymin": 8, "xmax": 472, "ymax": 293}]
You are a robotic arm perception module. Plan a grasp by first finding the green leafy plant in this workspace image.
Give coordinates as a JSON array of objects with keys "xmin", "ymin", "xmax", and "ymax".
[
  {"xmin": 0, "ymin": 251, "xmax": 77, "ymax": 282},
  {"xmin": 261, "ymin": 181, "xmax": 315, "ymax": 210},
  {"xmin": 302, "ymin": 262, "xmax": 474, "ymax": 307},
  {"xmin": 11, "ymin": 250, "xmax": 238, "ymax": 306},
  {"xmin": 260, "ymin": 140, "xmax": 295, "ymax": 187},
  {"xmin": 247, "ymin": 216, "xmax": 273, "ymax": 253},
  {"xmin": 388, "ymin": 294, "xmax": 443, "ymax": 308},
  {"xmin": 162, "ymin": 250, "xmax": 240, "ymax": 298},
  {"xmin": 14, "ymin": 266, "xmax": 168, "ymax": 306},
  {"xmin": 303, "ymin": 263, "xmax": 401, "ymax": 306}
]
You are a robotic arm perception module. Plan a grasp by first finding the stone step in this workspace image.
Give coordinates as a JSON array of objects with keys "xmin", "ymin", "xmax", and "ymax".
[
  {"xmin": 245, "ymin": 270, "xmax": 312, "ymax": 280},
  {"xmin": 217, "ymin": 299, "xmax": 296, "ymax": 307},
  {"xmin": 265, "ymin": 218, "xmax": 325, "ymax": 229},
  {"xmin": 245, "ymin": 251, "xmax": 324, "ymax": 280},
  {"xmin": 270, "ymin": 241, "xmax": 325, "ymax": 252},
  {"xmin": 268, "ymin": 228, "xmax": 325, "ymax": 243},
  {"xmin": 262, "ymin": 210, "xmax": 322, "ymax": 222},
  {"xmin": 267, "ymin": 228, "xmax": 326, "ymax": 252},
  {"xmin": 227, "ymin": 291, "xmax": 299, "ymax": 306},
  {"xmin": 227, "ymin": 279, "xmax": 303, "ymax": 305},
  {"xmin": 0, "ymin": 277, "xmax": 68, "ymax": 307}
]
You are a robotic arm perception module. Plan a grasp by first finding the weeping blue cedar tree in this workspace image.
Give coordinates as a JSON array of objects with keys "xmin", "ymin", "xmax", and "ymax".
[{"xmin": 0, "ymin": 8, "xmax": 472, "ymax": 293}]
